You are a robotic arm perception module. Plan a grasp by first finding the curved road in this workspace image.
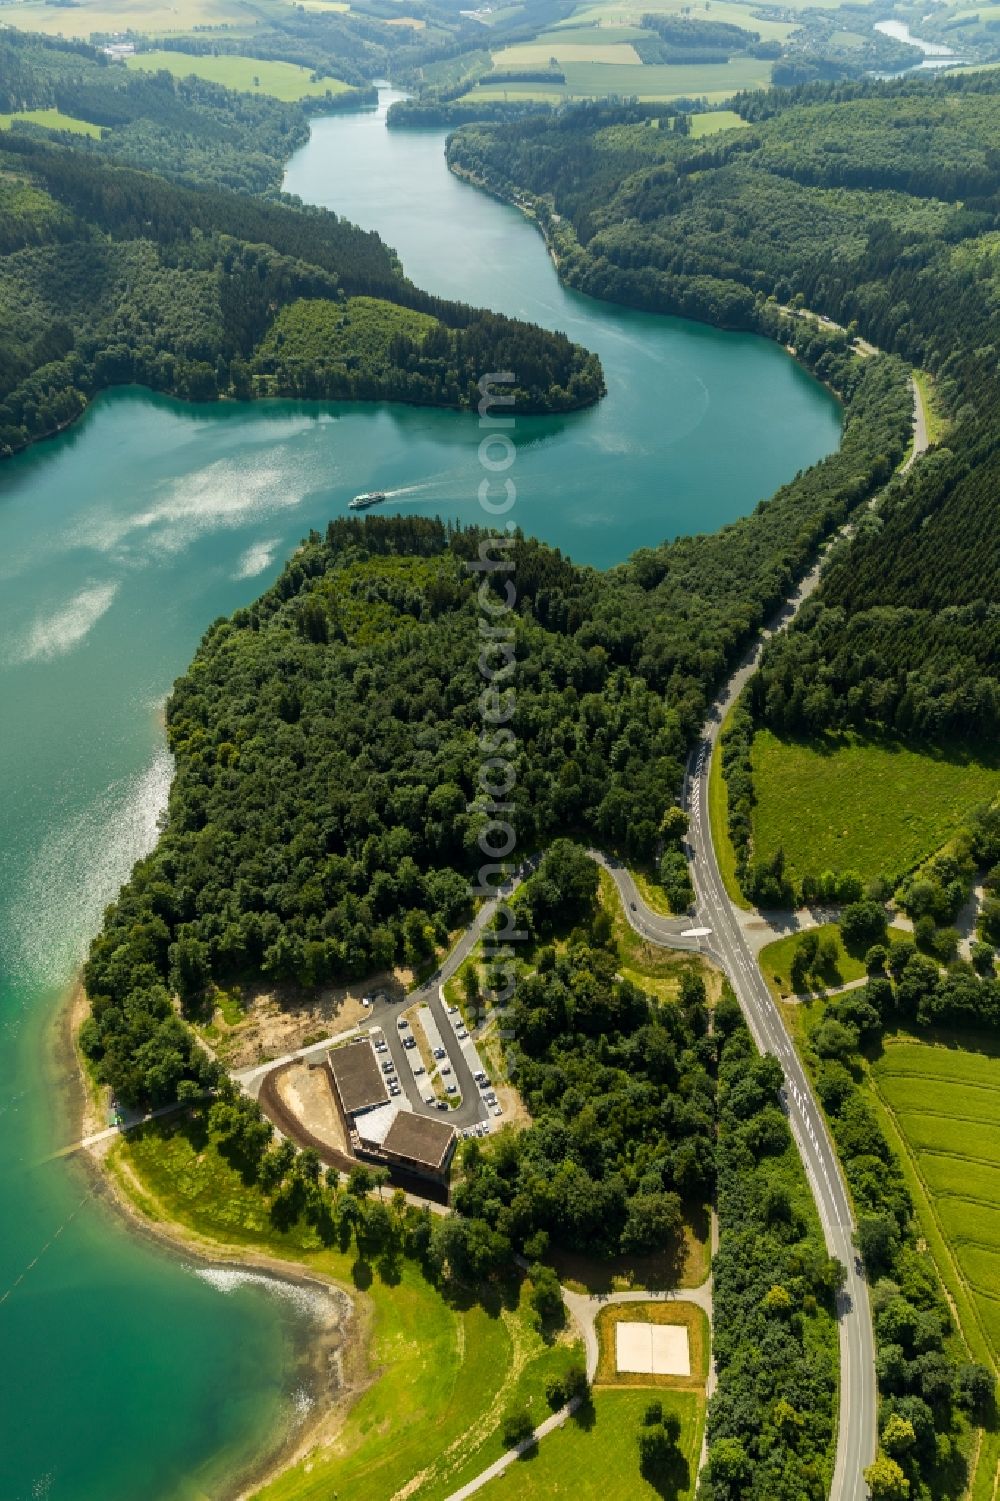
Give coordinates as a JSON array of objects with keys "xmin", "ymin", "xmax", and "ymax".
[{"xmin": 606, "ymin": 379, "xmax": 928, "ymax": 1500}]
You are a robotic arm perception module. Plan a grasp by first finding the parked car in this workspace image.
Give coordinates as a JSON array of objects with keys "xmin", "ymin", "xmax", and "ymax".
[
  {"xmin": 445, "ymin": 1083, "xmax": 458, "ymax": 1095},
  {"xmin": 390, "ymin": 1084, "xmax": 401, "ymax": 1097},
  {"xmin": 456, "ymin": 1027, "xmax": 468, "ymax": 1040},
  {"xmin": 397, "ymin": 1018, "xmax": 409, "ymax": 1030},
  {"xmin": 403, "ymin": 1036, "xmax": 416, "ymax": 1049},
  {"xmin": 492, "ymin": 1105, "xmax": 502, "ymax": 1117},
  {"xmin": 433, "ymin": 1047, "xmax": 446, "ymax": 1060},
  {"xmin": 413, "ymin": 1064, "xmax": 425, "ymax": 1075},
  {"xmin": 441, "ymin": 1064, "xmax": 452, "ymax": 1076},
  {"xmin": 436, "ymin": 1100, "xmax": 449, "ymax": 1112},
  {"xmin": 381, "ymin": 1060, "xmax": 394, "ymax": 1073}
]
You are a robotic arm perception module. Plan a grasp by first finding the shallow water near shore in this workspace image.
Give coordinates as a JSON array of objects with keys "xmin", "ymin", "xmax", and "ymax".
[{"xmin": 0, "ymin": 89, "xmax": 840, "ymax": 1500}]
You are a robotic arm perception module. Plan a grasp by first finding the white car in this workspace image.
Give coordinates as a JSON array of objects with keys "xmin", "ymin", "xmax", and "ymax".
[
  {"xmin": 456, "ymin": 1027, "xmax": 468, "ymax": 1040},
  {"xmin": 390, "ymin": 1084, "xmax": 402, "ymax": 1097},
  {"xmin": 492, "ymin": 1104, "xmax": 502, "ymax": 1117},
  {"xmin": 446, "ymin": 1005, "xmax": 458, "ymax": 1015}
]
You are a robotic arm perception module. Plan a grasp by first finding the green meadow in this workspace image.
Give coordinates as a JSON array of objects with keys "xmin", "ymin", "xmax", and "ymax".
[
  {"xmin": 479, "ymin": 1388, "xmax": 705, "ymax": 1500},
  {"xmin": 750, "ymin": 730, "xmax": 1000, "ymax": 888},
  {"xmin": 116, "ymin": 1121, "xmax": 580, "ymax": 1501},
  {"xmin": 871, "ymin": 1039, "xmax": 1000, "ymax": 1363},
  {"xmin": 0, "ymin": 108, "xmax": 102, "ymax": 136},
  {"xmin": 126, "ymin": 49, "xmax": 348, "ymax": 100}
]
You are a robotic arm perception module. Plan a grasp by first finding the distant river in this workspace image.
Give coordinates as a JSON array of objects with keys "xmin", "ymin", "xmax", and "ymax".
[{"xmin": 0, "ymin": 88, "xmax": 840, "ymax": 1500}]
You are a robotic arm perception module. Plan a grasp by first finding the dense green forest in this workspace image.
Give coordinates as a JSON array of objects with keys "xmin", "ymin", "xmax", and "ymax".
[
  {"xmin": 0, "ymin": 133, "xmax": 602, "ymax": 453},
  {"xmin": 82, "ymin": 418, "xmax": 928, "ymax": 1106},
  {"xmin": 455, "ymin": 843, "xmax": 715, "ymax": 1257},
  {"xmin": 447, "ymin": 69, "xmax": 1000, "ymax": 832},
  {"xmin": 701, "ymin": 1001, "xmax": 841, "ymax": 1501},
  {"xmin": 0, "ymin": 32, "xmax": 315, "ymax": 193}
]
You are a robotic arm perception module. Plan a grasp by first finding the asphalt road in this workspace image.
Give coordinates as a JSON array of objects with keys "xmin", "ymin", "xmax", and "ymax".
[{"xmin": 600, "ymin": 379, "xmax": 931, "ymax": 1498}]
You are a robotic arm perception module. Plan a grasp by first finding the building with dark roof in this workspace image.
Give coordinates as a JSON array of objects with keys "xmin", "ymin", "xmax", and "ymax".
[
  {"xmin": 326, "ymin": 1039, "xmax": 387, "ymax": 1119},
  {"xmin": 380, "ymin": 1111, "xmax": 456, "ymax": 1178}
]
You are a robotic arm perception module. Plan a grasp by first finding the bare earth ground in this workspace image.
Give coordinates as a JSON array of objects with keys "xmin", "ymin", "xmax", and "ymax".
[
  {"xmin": 274, "ymin": 1060, "xmax": 351, "ymax": 1157},
  {"xmin": 206, "ymin": 967, "xmax": 414, "ymax": 1070}
]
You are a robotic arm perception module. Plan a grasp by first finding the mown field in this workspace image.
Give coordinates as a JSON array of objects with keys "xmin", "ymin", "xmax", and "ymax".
[
  {"xmin": 115, "ymin": 1121, "xmax": 581, "ymax": 1501},
  {"xmin": 468, "ymin": 55, "xmax": 772, "ymax": 102},
  {"xmin": 126, "ymin": 49, "xmax": 348, "ymax": 100},
  {"xmin": 478, "ymin": 1387, "xmax": 705, "ymax": 1501},
  {"xmin": 689, "ymin": 108, "xmax": 749, "ymax": 136},
  {"xmin": 0, "ymin": 108, "xmax": 103, "ymax": 136},
  {"xmin": 870, "ymin": 1039, "xmax": 1000, "ymax": 1362},
  {"xmin": 750, "ymin": 729, "xmax": 1000, "ymax": 888},
  {"xmin": 552, "ymin": 0, "xmax": 793, "ymax": 42},
  {"xmin": 0, "ymin": 0, "xmax": 256, "ymax": 37},
  {"xmin": 759, "ymin": 921, "xmax": 911, "ymax": 999}
]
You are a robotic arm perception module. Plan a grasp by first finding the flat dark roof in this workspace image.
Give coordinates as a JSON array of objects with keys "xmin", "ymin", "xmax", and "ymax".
[
  {"xmin": 383, "ymin": 1111, "xmax": 456, "ymax": 1172},
  {"xmin": 327, "ymin": 1039, "xmax": 387, "ymax": 1117}
]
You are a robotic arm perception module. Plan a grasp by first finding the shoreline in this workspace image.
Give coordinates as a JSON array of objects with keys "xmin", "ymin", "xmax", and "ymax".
[{"xmin": 58, "ymin": 978, "xmax": 371, "ymax": 1501}]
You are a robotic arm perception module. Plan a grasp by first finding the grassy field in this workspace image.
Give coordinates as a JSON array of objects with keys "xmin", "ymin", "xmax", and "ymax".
[
  {"xmin": 689, "ymin": 108, "xmax": 748, "ymax": 136},
  {"xmin": 492, "ymin": 40, "xmax": 643, "ymax": 65},
  {"xmin": 0, "ymin": 107, "xmax": 103, "ymax": 136},
  {"xmin": 478, "ymin": 1387, "xmax": 705, "ymax": 1500},
  {"xmin": 914, "ymin": 367, "xmax": 949, "ymax": 446},
  {"xmin": 750, "ymin": 729, "xmax": 1000, "ymax": 888},
  {"xmin": 126, "ymin": 49, "xmax": 348, "ymax": 100},
  {"xmin": 257, "ymin": 295, "xmax": 438, "ymax": 368},
  {"xmin": 594, "ymin": 1301, "xmax": 709, "ymax": 1389},
  {"xmin": 598, "ymin": 868, "xmax": 722, "ymax": 1010},
  {"xmin": 759, "ymin": 922, "xmax": 911, "ymax": 999},
  {"xmin": 870, "ymin": 1038, "xmax": 1000, "ymax": 1363},
  {"xmin": 468, "ymin": 55, "xmax": 772, "ymax": 102},
  {"xmin": 0, "ymin": 0, "xmax": 256, "ymax": 36},
  {"xmin": 115, "ymin": 1119, "xmax": 580, "ymax": 1501},
  {"xmin": 553, "ymin": 0, "xmax": 794, "ymax": 43},
  {"xmin": 867, "ymin": 1037, "xmax": 1000, "ymax": 1500}
]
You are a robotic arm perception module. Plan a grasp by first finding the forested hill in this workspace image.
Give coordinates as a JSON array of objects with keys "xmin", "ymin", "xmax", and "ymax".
[
  {"xmin": 0, "ymin": 32, "xmax": 317, "ymax": 195},
  {"xmin": 85, "ymin": 312, "xmax": 913, "ymax": 1107},
  {"xmin": 0, "ymin": 135, "xmax": 604, "ymax": 455},
  {"xmin": 446, "ymin": 74, "xmax": 1000, "ymax": 748}
]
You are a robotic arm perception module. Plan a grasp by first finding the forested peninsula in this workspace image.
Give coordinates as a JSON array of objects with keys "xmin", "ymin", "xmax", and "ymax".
[{"xmin": 0, "ymin": 132, "xmax": 603, "ymax": 457}]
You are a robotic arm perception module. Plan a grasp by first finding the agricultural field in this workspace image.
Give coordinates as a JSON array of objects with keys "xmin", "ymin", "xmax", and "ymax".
[
  {"xmin": 0, "ymin": 108, "xmax": 102, "ymax": 136},
  {"xmin": 126, "ymin": 49, "xmax": 348, "ymax": 100},
  {"xmin": 551, "ymin": 0, "xmax": 794, "ymax": 44},
  {"xmin": 116, "ymin": 1120, "xmax": 582, "ymax": 1501},
  {"xmin": 469, "ymin": 55, "xmax": 773, "ymax": 101},
  {"xmin": 492, "ymin": 40, "xmax": 644, "ymax": 66},
  {"xmin": 750, "ymin": 729, "xmax": 1000, "ymax": 889},
  {"xmin": 478, "ymin": 1388, "xmax": 705, "ymax": 1501},
  {"xmin": 0, "ymin": 0, "xmax": 256, "ymax": 37},
  {"xmin": 689, "ymin": 108, "xmax": 748, "ymax": 136},
  {"xmin": 870, "ymin": 1039, "xmax": 1000, "ymax": 1362}
]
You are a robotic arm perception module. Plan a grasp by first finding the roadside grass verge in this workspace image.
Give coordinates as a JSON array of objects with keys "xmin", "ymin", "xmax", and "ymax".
[
  {"xmin": 477, "ymin": 1387, "xmax": 704, "ymax": 1501},
  {"xmin": 112, "ymin": 1119, "xmax": 579, "ymax": 1501},
  {"xmin": 758, "ymin": 922, "xmax": 911, "ymax": 1000},
  {"xmin": 594, "ymin": 1301, "xmax": 709, "ymax": 1389},
  {"xmin": 598, "ymin": 869, "xmax": 722, "ymax": 1005},
  {"xmin": 709, "ymin": 702, "xmax": 751, "ymax": 909},
  {"xmin": 913, "ymin": 367, "xmax": 949, "ymax": 446},
  {"xmin": 125, "ymin": 49, "xmax": 349, "ymax": 100},
  {"xmin": 750, "ymin": 729, "xmax": 1000, "ymax": 889}
]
